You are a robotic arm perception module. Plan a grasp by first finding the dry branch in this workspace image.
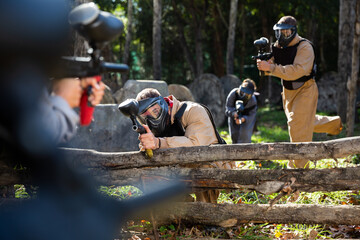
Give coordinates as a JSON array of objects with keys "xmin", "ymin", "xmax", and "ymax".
[
  {"xmin": 151, "ymin": 202, "xmax": 360, "ymax": 226},
  {"xmin": 63, "ymin": 136, "xmax": 360, "ymax": 169}
]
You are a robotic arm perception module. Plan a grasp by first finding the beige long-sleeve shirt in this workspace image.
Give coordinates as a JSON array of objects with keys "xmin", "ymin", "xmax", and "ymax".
[
  {"xmin": 158, "ymin": 95, "xmax": 234, "ymax": 169},
  {"xmin": 158, "ymin": 95, "xmax": 218, "ymax": 149},
  {"xmin": 269, "ymin": 35, "xmax": 314, "ymax": 81}
]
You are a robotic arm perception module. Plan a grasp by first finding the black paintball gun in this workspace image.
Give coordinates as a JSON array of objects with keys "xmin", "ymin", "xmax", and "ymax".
[
  {"xmin": 235, "ymin": 100, "xmax": 245, "ymax": 124},
  {"xmin": 118, "ymin": 99, "xmax": 154, "ymax": 159},
  {"xmin": 251, "ymin": 37, "xmax": 272, "ymax": 78},
  {"xmin": 52, "ymin": 2, "xmax": 129, "ymax": 126},
  {"xmin": 251, "ymin": 37, "xmax": 272, "ymax": 61},
  {"xmin": 0, "ymin": 1, "xmax": 186, "ymax": 239}
]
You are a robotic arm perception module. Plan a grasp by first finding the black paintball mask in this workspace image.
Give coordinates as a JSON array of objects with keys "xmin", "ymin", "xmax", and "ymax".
[
  {"xmin": 137, "ymin": 96, "xmax": 170, "ymax": 137},
  {"xmin": 273, "ymin": 23, "xmax": 297, "ymax": 48},
  {"xmin": 238, "ymin": 83, "xmax": 254, "ymax": 105}
]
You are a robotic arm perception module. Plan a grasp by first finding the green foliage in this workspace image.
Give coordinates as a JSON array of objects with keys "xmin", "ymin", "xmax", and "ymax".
[
  {"xmin": 351, "ymin": 154, "xmax": 360, "ymax": 165},
  {"xmin": 98, "ymin": 185, "xmax": 143, "ymax": 200},
  {"xmin": 14, "ymin": 185, "xmax": 31, "ymax": 199},
  {"xmin": 95, "ymin": 0, "xmax": 339, "ymax": 84}
]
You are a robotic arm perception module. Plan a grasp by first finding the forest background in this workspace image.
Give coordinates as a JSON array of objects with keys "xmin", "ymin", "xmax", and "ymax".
[
  {"xmin": 8, "ymin": 1, "xmax": 360, "ymax": 239},
  {"xmin": 59, "ymin": 1, "xmax": 360, "ymax": 238},
  {"xmin": 83, "ymin": 0, "xmax": 360, "ymax": 136}
]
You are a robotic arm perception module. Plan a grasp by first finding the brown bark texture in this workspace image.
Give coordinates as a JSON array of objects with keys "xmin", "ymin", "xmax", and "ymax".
[
  {"xmin": 2, "ymin": 137, "xmax": 360, "ymax": 192},
  {"xmin": 153, "ymin": 0, "xmax": 162, "ymax": 80},
  {"xmin": 63, "ymin": 136, "xmax": 360, "ymax": 169},
  {"xmin": 84, "ymin": 166, "xmax": 360, "ymax": 195},
  {"xmin": 226, "ymin": 0, "xmax": 238, "ymax": 75},
  {"xmin": 346, "ymin": 0, "xmax": 360, "ymax": 137},
  {"xmin": 337, "ymin": 0, "xmax": 356, "ymax": 121},
  {"xmin": 121, "ymin": 0, "xmax": 133, "ymax": 85},
  {"xmin": 150, "ymin": 202, "xmax": 360, "ymax": 226}
]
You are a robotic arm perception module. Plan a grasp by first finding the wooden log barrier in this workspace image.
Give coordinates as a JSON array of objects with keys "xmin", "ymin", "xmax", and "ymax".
[
  {"xmin": 1, "ymin": 137, "xmax": 360, "ymax": 190},
  {"xmin": 151, "ymin": 202, "xmax": 360, "ymax": 226},
  {"xmin": 87, "ymin": 166, "xmax": 360, "ymax": 194},
  {"xmin": 63, "ymin": 136, "xmax": 360, "ymax": 169}
]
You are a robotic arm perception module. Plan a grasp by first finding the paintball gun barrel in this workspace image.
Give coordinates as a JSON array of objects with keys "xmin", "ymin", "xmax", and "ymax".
[
  {"xmin": 52, "ymin": 3, "xmax": 129, "ymax": 126},
  {"xmin": 118, "ymin": 99, "xmax": 154, "ymax": 159}
]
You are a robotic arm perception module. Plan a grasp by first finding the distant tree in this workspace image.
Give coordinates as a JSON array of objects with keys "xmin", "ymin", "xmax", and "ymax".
[
  {"xmin": 153, "ymin": 0, "xmax": 162, "ymax": 80},
  {"xmin": 122, "ymin": 0, "xmax": 133, "ymax": 85},
  {"xmin": 337, "ymin": 0, "xmax": 356, "ymax": 121},
  {"xmin": 72, "ymin": 0, "xmax": 90, "ymax": 57},
  {"xmin": 346, "ymin": 0, "xmax": 360, "ymax": 136},
  {"xmin": 209, "ymin": 1, "xmax": 226, "ymax": 77},
  {"xmin": 171, "ymin": 0, "xmax": 197, "ymax": 80},
  {"xmin": 188, "ymin": 0, "xmax": 209, "ymax": 79},
  {"xmin": 226, "ymin": 0, "xmax": 238, "ymax": 75}
]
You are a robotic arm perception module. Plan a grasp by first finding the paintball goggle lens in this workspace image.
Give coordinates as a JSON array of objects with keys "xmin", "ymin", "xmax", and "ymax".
[
  {"xmin": 239, "ymin": 86, "xmax": 254, "ymax": 101},
  {"xmin": 139, "ymin": 102, "xmax": 162, "ymax": 121},
  {"xmin": 275, "ymin": 29, "xmax": 291, "ymax": 39},
  {"xmin": 273, "ymin": 24, "xmax": 296, "ymax": 40},
  {"xmin": 137, "ymin": 96, "xmax": 167, "ymax": 124},
  {"xmin": 240, "ymin": 91, "xmax": 252, "ymax": 101}
]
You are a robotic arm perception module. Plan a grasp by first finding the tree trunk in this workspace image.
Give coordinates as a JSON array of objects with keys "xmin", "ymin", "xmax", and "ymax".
[
  {"xmin": 68, "ymin": 0, "xmax": 90, "ymax": 57},
  {"xmin": 337, "ymin": 0, "xmax": 356, "ymax": 121},
  {"xmin": 211, "ymin": 5, "xmax": 225, "ymax": 77},
  {"xmin": 153, "ymin": 0, "xmax": 162, "ymax": 80},
  {"xmin": 189, "ymin": 1, "xmax": 207, "ymax": 79},
  {"xmin": 226, "ymin": 0, "xmax": 238, "ymax": 75},
  {"xmin": 319, "ymin": 30, "xmax": 328, "ymax": 71},
  {"xmin": 121, "ymin": 0, "xmax": 133, "ymax": 86},
  {"xmin": 152, "ymin": 203, "xmax": 360, "ymax": 226},
  {"xmin": 62, "ymin": 136, "xmax": 360, "ymax": 169},
  {"xmin": 172, "ymin": 1, "xmax": 196, "ymax": 80},
  {"xmin": 194, "ymin": 20, "xmax": 204, "ymax": 78},
  {"xmin": 239, "ymin": 3, "xmax": 245, "ymax": 78},
  {"xmin": 346, "ymin": 0, "xmax": 360, "ymax": 137}
]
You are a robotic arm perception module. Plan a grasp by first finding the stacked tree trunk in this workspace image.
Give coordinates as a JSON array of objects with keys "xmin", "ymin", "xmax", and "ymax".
[{"xmin": 1, "ymin": 136, "xmax": 360, "ymax": 225}]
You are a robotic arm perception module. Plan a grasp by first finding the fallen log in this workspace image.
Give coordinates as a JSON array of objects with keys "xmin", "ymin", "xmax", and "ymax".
[
  {"xmin": 2, "ymin": 159, "xmax": 360, "ymax": 195},
  {"xmin": 3, "ymin": 198, "xmax": 358, "ymax": 226},
  {"xmin": 152, "ymin": 202, "xmax": 360, "ymax": 226},
  {"xmin": 88, "ymin": 166, "xmax": 360, "ymax": 194},
  {"xmin": 63, "ymin": 136, "xmax": 360, "ymax": 169}
]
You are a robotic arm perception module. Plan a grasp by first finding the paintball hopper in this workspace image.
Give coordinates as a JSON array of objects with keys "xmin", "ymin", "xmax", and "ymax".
[
  {"xmin": 251, "ymin": 37, "xmax": 272, "ymax": 61},
  {"xmin": 68, "ymin": 2, "xmax": 124, "ymax": 45},
  {"xmin": 253, "ymin": 37, "xmax": 269, "ymax": 50}
]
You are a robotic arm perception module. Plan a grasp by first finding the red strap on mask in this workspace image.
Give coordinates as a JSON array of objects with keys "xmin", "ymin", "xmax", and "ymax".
[{"xmin": 163, "ymin": 97, "xmax": 173, "ymax": 108}]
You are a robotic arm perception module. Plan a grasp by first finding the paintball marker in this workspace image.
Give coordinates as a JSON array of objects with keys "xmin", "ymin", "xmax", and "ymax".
[
  {"xmin": 235, "ymin": 100, "xmax": 244, "ymax": 124},
  {"xmin": 251, "ymin": 37, "xmax": 272, "ymax": 79},
  {"xmin": 52, "ymin": 3, "xmax": 129, "ymax": 126},
  {"xmin": 118, "ymin": 99, "xmax": 154, "ymax": 159},
  {"xmin": 251, "ymin": 37, "xmax": 272, "ymax": 61}
]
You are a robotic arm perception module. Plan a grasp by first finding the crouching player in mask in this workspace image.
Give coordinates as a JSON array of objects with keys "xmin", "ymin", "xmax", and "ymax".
[
  {"xmin": 136, "ymin": 88, "xmax": 235, "ymax": 203},
  {"xmin": 225, "ymin": 79, "xmax": 258, "ymax": 144}
]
